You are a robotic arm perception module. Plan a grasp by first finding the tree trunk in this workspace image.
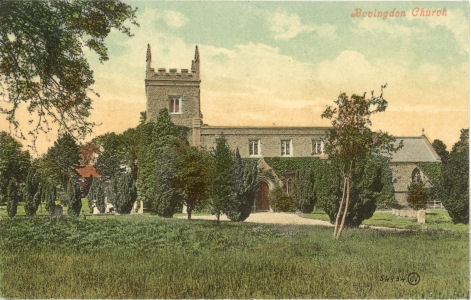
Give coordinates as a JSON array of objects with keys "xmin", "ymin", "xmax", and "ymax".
[
  {"xmin": 334, "ymin": 176, "xmax": 347, "ymax": 237},
  {"xmin": 337, "ymin": 174, "xmax": 351, "ymax": 239},
  {"xmin": 217, "ymin": 213, "xmax": 220, "ymax": 225}
]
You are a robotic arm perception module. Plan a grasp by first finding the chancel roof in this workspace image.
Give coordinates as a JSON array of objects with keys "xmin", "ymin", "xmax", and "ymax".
[{"xmin": 389, "ymin": 136, "xmax": 441, "ymax": 163}]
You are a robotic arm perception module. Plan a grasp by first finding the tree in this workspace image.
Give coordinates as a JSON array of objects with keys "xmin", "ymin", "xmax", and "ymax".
[
  {"xmin": 316, "ymin": 155, "xmax": 396, "ymax": 227},
  {"xmin": 210, "ymin": 136, "xmax": 234, "ymax": 224},
  {"xmin": 321, "ymin": 85, "xmax": 400, "ymax": 238},
  {"xmin": 43, "ymin": 133, "xmax": 80, "ymax": 190},
  {"xmin": 442, "ymin": 129, "xmax": 469, "ymax": 224},
  {"xmin": 136, "ymin": 109, "xmax": 188, "ymax": 208},
  {"xmin": 223, "ymin": 149, "xmax": 258, "ymax": 222},
  {"xmin": 292, "ymin": 169, "xmax": 316, "ymax": 213},
  {"xmin": 88, "ymin": 177, "xmax": 106, "ymax": 214},
  {"xmin": 407, "ymin": 182, "xmax": 427, "ymax": 210},
  {"xmin": 67, "ymin": 178, "xmax": 82, "ymax": 217},
  {"xmin": 0, "ymin": 131, "xmax": 30, "ymax": 204},
  {"xmin": 6, "ymin": 179, "xmax": 19, "ymax": 217},
  {"xmin": 95, "ymin": 128, "xmax": 140, "ymax": 180},
  {"xmin": 149, "ymin": 147, "xmax": 182, "ymax": 217},
  {"xmin": 0, "ymin": 0, "xmax": 137, "ymax": 139},
  {"xmin": 108, "ymin": 172, "xmax": 137, "ymax": 214},
  {"xmin": 95, "ymin": 132, "xmax": 125, "ymax": 179},
  {"xmin": 23, "ymin": 168, "xmax": 41, "ymax": 216},
  {"xmin": 175, "ymin": 142, "xmax": 214, "ymax": 220},
  {"xmin": 432, "ymin": 139, "xmax": 449, "ymax": 164},
  {"xmin": 43, "ymin": 180, "xmax": 57, "ymax": 215}
]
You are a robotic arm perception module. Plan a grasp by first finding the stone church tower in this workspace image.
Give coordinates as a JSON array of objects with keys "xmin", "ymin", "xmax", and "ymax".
[{"xmin": 145, "ymin": 44, "xmax": 202, "ymax": 146}]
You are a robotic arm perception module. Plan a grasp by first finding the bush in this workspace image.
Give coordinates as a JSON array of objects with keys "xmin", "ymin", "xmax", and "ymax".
[
  {"xmin": 270, "ymin": 185, "xmax": 296, "ymax": 212},
  {"xmin": 68, "ymin": 180, "xmax": 82, "ymax": 217},
  {"xmin": 88, "ymin": 178, "xmax": 107, "ymax": 214},
  {"xmin": 6, "ymin": 180, "xmax": 19, "ymax": 217},
  {"xmin": 292, "ymin": 169, "xmax": 316, "ymax": 213},
  {"xmin": 108, "ymin": 173, "xmax": 137, "ymax": 214},
  {"xmin": 407, "ymin": 182, "xmax": 427, "ymax": 210}
]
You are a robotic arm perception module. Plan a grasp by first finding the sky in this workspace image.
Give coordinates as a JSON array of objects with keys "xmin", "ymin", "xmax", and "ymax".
[{"xmin": 1, "ymin": 1, "xmax": 469, "ymax": 154}]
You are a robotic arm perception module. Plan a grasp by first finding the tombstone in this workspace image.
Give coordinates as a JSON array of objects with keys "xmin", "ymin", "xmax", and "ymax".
[
  {"xmin": 417, "ymin": 210, "xmax": 426, "ymax": 224},
  {"xmin": 105, "ymin": 202, "xmax": 114, "ymax": 213},
  {"xmin": 53, "ymin": 205, "xmax": 63, "ymax": 217}
]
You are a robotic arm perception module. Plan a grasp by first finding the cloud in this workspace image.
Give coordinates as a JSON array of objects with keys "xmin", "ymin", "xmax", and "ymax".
[
  {"xmin": 424, "ymin": 9, "xmax": 468, "ymax": 53},
  {"xmin": 351, "ymin": 17, "xmax": 420, "ymax": 36},
  {"xmin": 267, "ymin": 9, "xmax": 336, "ymax": 40},
  {"xmin": 140, "ymin": 8, "xmax": 188, "ymax": 28}
]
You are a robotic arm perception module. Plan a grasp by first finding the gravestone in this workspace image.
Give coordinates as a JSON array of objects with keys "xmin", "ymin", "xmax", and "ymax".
[{"xmin": 417, "ymin": 210, "xmax": 426, "ymax": 224}]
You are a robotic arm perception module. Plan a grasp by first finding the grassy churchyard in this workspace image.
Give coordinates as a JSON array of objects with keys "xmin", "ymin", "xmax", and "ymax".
[{"xmin": 0, "ymin": 204, "xmax": 469, "ymax": 298}]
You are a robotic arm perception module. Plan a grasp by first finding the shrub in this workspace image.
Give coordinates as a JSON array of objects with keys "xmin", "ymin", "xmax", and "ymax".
[
  {"xmin": 68, "ymin": 179, "xmax": 82, "ymax": 217},
  {"xmin": 88, "ymin": 178, "xmax": 106, "ymax": 214},
  {"xmin": 108, "ymin": 173, "xmax": 137, "ymax": 214},
  {"xmin": 407, "ymin": 182, "xmax": 427, "ymax": 210},
  {"xmin": 224, "ymin": 149, "xmax": 258, "ymax": 222},
  {"xmin": 270, "ymin": 185, "xmax": 296, "ymax": 212},
  {"xmin": 292, "ymin": 169, "xmax": 316, "ymax": 213},
  {"xmin": 6, "ymin": 180, "xmax": 19, "ymax": 217}
]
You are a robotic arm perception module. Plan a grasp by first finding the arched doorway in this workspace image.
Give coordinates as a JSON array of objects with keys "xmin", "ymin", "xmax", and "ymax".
[{"xmin": 256, "ymin": 181, "xmax": 270, "ymax": 211}]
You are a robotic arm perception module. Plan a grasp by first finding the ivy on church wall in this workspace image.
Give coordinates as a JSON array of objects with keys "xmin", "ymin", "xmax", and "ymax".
[
  {"xmin": 264, "ymin": 156, "xmax": 398, "ymax": 209},
  {"xmin": 417, "ymin": 162, "xmax": 443, "ymax": 202},
  {"xmin": 263, "ymin": 157, "xmax": 325, "ymax": 178}
]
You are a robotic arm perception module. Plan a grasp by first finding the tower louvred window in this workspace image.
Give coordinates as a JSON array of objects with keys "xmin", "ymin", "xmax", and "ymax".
[{"xmin": 169, "ymin": 96, "xmax": 183, "ymax": 113}]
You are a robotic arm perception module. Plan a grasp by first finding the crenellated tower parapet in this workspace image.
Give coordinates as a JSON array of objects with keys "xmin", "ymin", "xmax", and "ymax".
[{"xmin": 147, "ymin": 67, "xmax": 199, "ymax": 80}]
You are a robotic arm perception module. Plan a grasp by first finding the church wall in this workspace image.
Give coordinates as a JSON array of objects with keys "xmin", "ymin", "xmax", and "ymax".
[
  {"xmin": 200, "ymin": 126, "xmax": 329, "ymax": 158},
  {"xmin": 390, "ymin": 162, "xmax": 433, "ymax": 207}
]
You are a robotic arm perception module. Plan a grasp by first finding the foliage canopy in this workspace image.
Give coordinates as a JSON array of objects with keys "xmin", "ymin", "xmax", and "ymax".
[{"xmin": 0, "ymin": 0, "xmax": 137, "ymax": 140}]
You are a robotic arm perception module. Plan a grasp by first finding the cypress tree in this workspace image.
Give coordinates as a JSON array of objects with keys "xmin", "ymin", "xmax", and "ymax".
[
  {"xmin": 6, "ymin": 179, "xmax": 18, "ymax": 217},
  {"xmin": 68, "ymin": 179, "xmax": 82, "ymax": 217},
  {"xmin": 150, "ymin": 148, "xmax": 182, "ymax": 217},
  {"xmin": 88, "ymin": 178, "xmax": 106, "ymax": 214},
  {"xmin": 442, "ymin": 129, "xmax": 469, "ymax": 224},
  {"xmin": 23, "ymin": 169, "xmax": 40, "ymax": 216},
  {"xmin": 44, "ymin": 181, "xmax": 57, "ymax": 215},
  {"xmin": 293, "ymin": 169, "xmax": 316, "ymax": 213},
  {"xmin": 210, "ymin": 137, "xmax": 234, "ymax": 224},
  {"xmin": 223, "ymin": 149, "xmax": 258, "ymax": 222},
  {"xmin": 109, "ymin": 173, "xmax": 137, "ymax": 214}
]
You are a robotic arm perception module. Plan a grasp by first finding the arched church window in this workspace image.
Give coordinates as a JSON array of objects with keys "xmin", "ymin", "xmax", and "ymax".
[{"xmin": 412, "ymin": 168, "xmax": 423, "ymax": 183}]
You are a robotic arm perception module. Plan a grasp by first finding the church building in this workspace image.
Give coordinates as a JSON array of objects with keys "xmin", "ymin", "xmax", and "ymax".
[{"xmin": 144, "ymin": 45, "xmax": 441, "ymax": 210}]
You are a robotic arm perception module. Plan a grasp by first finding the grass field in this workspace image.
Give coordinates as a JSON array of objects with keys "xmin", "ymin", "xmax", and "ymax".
[{"xmin": 0, "ymin": 215, "xmax": 468, "ymax": 298}]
